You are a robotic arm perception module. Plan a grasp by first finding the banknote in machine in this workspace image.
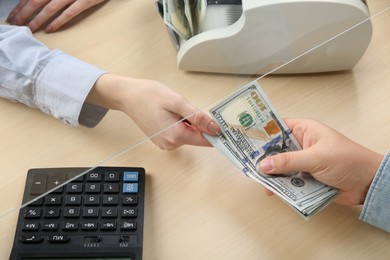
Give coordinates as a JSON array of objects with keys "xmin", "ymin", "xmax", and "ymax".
[
  {"xmin": 204, "ymin": 81, "xmax": 339, "ymax": 218},
  {"xmin": 184, "ymin": 0, "xmax": 195, "ymax": 35},
  {"xmin": 182, "ymin": 0, "xmax": 207, "ymax": 36},
  {"xmin": 163, "ymin": 0, "xmax": 190, "ymax": 39},
  {"xmin": 189, "ymin": 0, "xmax": 207, "ymax": 34}
]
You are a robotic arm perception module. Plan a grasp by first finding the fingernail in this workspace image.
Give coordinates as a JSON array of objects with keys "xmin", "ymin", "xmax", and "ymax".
[
  {"xmin": 208, "ymin": 122, "xmax": 221, "ymax": 135},
  {"xmin": 260, "ymin": 158, "xmax": 275, "ymax": 172}
]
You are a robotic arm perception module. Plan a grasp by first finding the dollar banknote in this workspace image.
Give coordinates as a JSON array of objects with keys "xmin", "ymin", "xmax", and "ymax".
[
  {"xmin": 189, "ymin": 0, "xmax": 207, "ymax": 35},
  {"xmin": 162, "ymin": 0, "xmax": 206, "ymax": 40},
  {"xmin": 204, "ymin": 81, "xmax": 339, "ymax": 218},
  {"xmin": 163, "ymin": 0, "xmax": 190, "ymax": 39}
]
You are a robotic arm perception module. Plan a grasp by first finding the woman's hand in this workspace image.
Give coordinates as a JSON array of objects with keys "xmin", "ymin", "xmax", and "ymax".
[
  {"xmin": 7, "ymin": 0, "xmax": 106, "ymax": 33},
  {"xmin": 87, "ymin": 74, "xmax": 221, "ymax": 150},
  {"xmin": 259, "ymin": 118, "xmax": 383, "ymax": 206}
]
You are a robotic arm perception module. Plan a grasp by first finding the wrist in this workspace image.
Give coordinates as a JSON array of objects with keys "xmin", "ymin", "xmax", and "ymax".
[
  {"xmin": 359, "ymin": 151, "xmax": 384, "ymax": 204},
  {"xmin": 86, "ymin": 74, "xmax": 134, "ymax": 112}
]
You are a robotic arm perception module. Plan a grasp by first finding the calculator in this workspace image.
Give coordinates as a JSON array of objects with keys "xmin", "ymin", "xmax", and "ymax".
[{"xmin": 9, "ymin": 167, "xmax": 145, "ymax": 260}]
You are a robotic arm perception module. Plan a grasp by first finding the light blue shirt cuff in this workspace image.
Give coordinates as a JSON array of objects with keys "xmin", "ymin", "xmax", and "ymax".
[
  {"xmin": 0, "ymin": 25, "xmax": 108, "ymax": 127},
  {"xmin": 36, "ymin": 51, "xmax": 108, "ymax": 127},
  {"xmin": 360, "ymin": 150, "xmax": 390, "ymax": 233}
]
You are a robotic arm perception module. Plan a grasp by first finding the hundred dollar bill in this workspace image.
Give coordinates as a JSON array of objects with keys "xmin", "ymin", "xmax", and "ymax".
[
  {"xmin": 184, "ymin": 0, "xmax": 195, "ymax": 35},
  {"xmin": 188, "ymin": 0, "xmax": 207, "ymax": 35},
  {"xmin": 204, "ymin": 81, "xmax": 339, "ymax": 218},
  {"xmin": 163, "ymin": 0, "xmax": 191, "ymax": 40},
  {"xmin": 163, "ymin": 0, "xmax": 207, "ymax": 40}
]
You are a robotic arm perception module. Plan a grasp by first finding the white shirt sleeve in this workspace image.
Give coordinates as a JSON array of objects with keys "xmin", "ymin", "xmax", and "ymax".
[{"xmin": 0, "ymin": 25, "xmax": 108, "ymax": 127}]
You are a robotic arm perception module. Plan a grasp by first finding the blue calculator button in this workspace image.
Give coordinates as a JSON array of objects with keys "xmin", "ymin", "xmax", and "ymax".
[
  {"xmin": 123, "ymin": 171, "xmax": 139, "ymax": 182},
  {"xmin": 123, "ymin": 183, "xmax": 138, "ymax": 193}
]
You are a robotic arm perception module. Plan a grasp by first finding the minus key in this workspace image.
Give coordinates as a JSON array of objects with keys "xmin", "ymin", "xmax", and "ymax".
[{"xmin": 29, "ymin": 173, "xmax": 47, "ymax": 195}]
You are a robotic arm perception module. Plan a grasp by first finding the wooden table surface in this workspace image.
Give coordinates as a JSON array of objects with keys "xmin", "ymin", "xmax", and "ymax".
[{"xmin": 1, "ymin": 0, "xmax": 390, "ymax": 259}]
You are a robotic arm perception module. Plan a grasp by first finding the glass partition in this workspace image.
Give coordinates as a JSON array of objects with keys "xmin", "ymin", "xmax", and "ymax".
[{"xmin": 1, "ymin": 0, "xmax": 390, "ymax": 259}]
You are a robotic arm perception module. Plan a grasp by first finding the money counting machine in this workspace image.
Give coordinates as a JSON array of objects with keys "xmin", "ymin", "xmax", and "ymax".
[{"xmin": 158, "ymin": 0, "xmax": 372, "ymax": 75}]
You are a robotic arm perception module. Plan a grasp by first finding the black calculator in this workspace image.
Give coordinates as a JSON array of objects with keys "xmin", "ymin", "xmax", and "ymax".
[{"xmin": 9, "ymin": 167, "xmax": 145, "ymax": 260}]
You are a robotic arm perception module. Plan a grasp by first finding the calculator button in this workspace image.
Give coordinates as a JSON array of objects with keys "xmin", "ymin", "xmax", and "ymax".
[
  {"xmin": 45, "ymin": 195, "xmax": 62, "ymax": 206},
  {"xmin": 121, "ymin": 208, "xmax": 137, "ymax": 218},
  {"xmin": 81, "ymin": 221, "xmax": 98, "ymax": 231},
  {"xmin": 44, "ymin": 208, "xmax": 61, "ymax": 218},
  {"xmin": 24, "ymin": 208, "xmax": 41, "ymax": 219},
  {"xmin": 83, "ymin": 207, "xmax": 99, "ymax": 218},
  {"xmin": 101, "ymin": 207, "xmax": 118, "ymax": 218},
  {"xmin": 65, "ymin": 195, "xmax": 82, "ymax": 206},
  {"xmin": 66, "ymin": 183, "xmax": 83, "ymax": 193},
  {"xmin": 85, "ymin": 183, "xmax": 101, "ymax": 193},
  {"xmin": 102, "ymin": 195, "xmax": 118, "ymax": 205},
  {"xmin": 123, "ymin": 183, "xmax": 138, "ymax": 193},
  {"xmin": 20, "ymin": 235, "xmax": 43, "ymax": 243},
  {"xmin": 100, "ymin": 221, "xmax": 117, "ymax": 231},
  {"xmin": 29, "ymin": 173, "xmax": 47, "ymax": 195},
  {"xmin": 84, "ymin": 195, "xmax": 100, "ymax": 205},
  {"xmin": 122, "ymin": 195, "xmax": 138, "ymax": 205},
  {"xmin": 42, "ymin": 222, "xmax": 58, "ymax": 231},
  {"xmin": 86, "ymin": 172, "xmax": 102, "ymax": 182},
  {"xmin": 123, "ymin": 171, "xmax": 139, "ymax": 182},
  {"xmin": 120, "ymin": 221, "xmax": 137, "ymax": 231},
  {"xmin": 47, "ymin": 234, "xmax": 70, "ymax": 243},
  {"xmin": 22, "ymin": 222, "xmax": 40, "ymax": 231},
  {"xmin": 104, "ymin": 172, "xmax": 120, "ymax": 182},
  {"xmin": 47, "ymin": 173, "xmax": 66, "ymax": 192},
  {"xmin": 62, "ymin": 221, "xmax": 78, "ymax": 231},
  {"xmin": 103, "ymin": 183, "xmax": 119, "ymax": 193},
  {"xmin": 63, "ymin": 207, "xmax": 81, "ymax": 218}
]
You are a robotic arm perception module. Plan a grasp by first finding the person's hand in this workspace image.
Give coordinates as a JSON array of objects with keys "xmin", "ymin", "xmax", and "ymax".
[
  {"xmin": 259, "ymin": 118, "xmax": 384, "ymax": 206},
  {"xmin": 7, "ymin": 0, "xmax": 106, "ymax": 33},
  {"xmin": 86, "ymin": 74, "xmax": 221, "ymax": 150}
]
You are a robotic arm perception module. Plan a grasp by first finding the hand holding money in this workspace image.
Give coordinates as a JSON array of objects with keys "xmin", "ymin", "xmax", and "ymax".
[
  {"xmin": 259, "ymin": 118, "xmax": 384, "ymax": 206},
  {"xmin": 204, "ymin": 81, "xmax": 339, "ymax": 218}
]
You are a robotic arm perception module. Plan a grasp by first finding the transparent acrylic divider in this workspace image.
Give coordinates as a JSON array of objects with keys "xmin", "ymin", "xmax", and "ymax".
[{"xmin": 1, "ymin": 1, "xmax": 390, "ymax": 259}]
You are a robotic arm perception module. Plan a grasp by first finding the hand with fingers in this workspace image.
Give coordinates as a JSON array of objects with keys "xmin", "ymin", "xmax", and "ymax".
[
  {"xmin": 7, "ymin": 0, "xmax": 106, "ymax": 33},
  {"xmin": 259, "ymin": 118, "xmax": 384, "ymax": 206},
  {"xmin": 86, "ymin": 74, "xmax": 222, "ymax": 150}
]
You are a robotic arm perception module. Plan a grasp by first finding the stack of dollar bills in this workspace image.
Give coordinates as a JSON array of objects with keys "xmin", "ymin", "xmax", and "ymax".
[
  {"xmin": 204, "ymin": 81, "xmax": 339, "ymax": 219},
  {"xmin": 162, "ymin": 0, "xmax": 207, "ymax": 40}
]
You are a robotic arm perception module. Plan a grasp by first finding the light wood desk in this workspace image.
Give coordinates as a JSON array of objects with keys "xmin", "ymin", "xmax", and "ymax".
[{"xmin": 1, "ymin": 0, "xmax": 390, "ymax": 259}]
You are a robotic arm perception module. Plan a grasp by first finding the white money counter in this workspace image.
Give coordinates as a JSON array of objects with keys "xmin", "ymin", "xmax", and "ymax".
[{"xmin": 164, "ymin": 0, "xmax": 373, "ymax": 74}]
